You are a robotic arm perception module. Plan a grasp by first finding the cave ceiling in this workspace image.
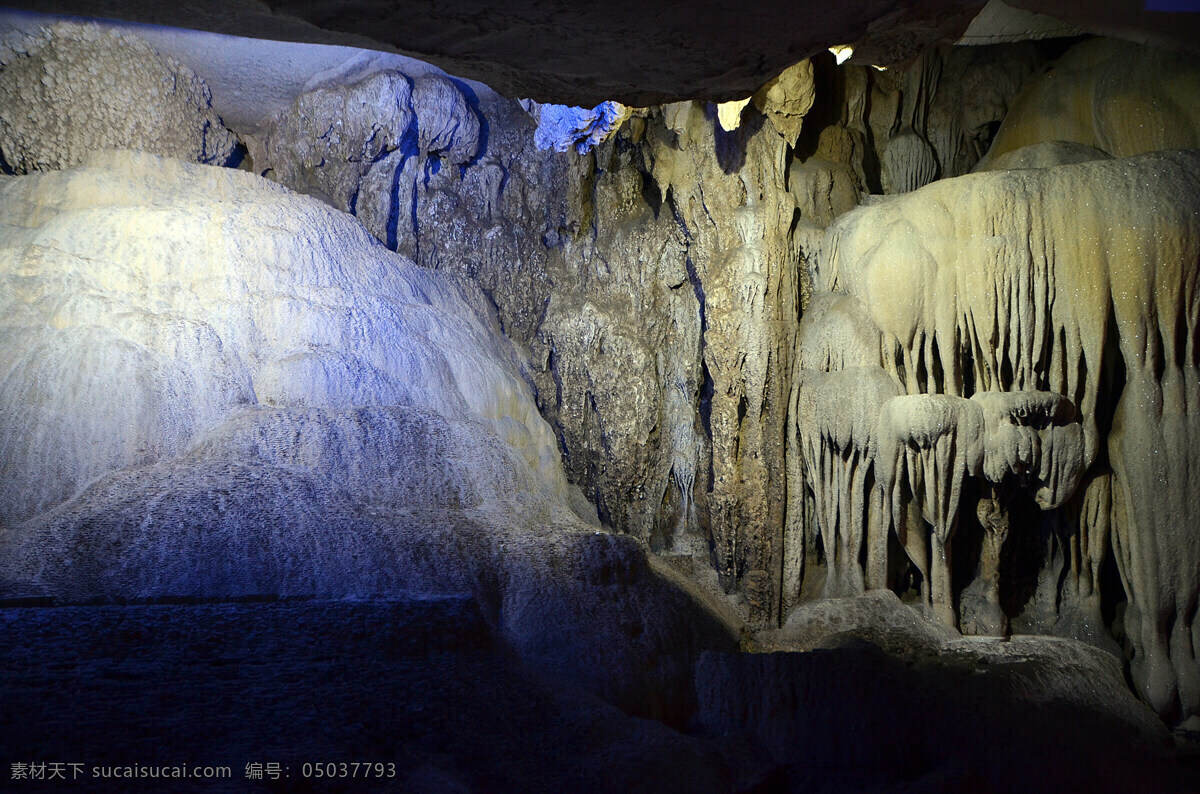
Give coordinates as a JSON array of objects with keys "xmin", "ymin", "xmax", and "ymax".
[{"xmin": 5, "ymin": 0, "xmax": 1200, "ymax": 105}]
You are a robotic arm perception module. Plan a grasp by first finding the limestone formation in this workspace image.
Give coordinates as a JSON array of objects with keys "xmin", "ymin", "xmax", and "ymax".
[
  {"xmin": 870, "ymin": 43, "xmax": 1043, "ymax": 191},
  {"xmin": 250, "ymin": 70, "xmax": 415, "ymax": 209},
  {"xmin": 250, "ymin": 68, "xmax": 481, "ymax": 215},
  {"xmin": 751, "ymin": 60, "xmax": 816, "ymax": 147},
  {"xmin": 244, "ymin": 43, "xmax": 1081, "ymax": 629},
  {"xmin": 0, "ymin": 22, "xmax": 236, "ymax": 173},
  {"xmin": 521, "ymin": 99, "xmax": 634, "ymax": 154},
  {"xmin": 976, "ymin": 38, "xmax": 1200, "ymax": 169},
  {"xmin": 875, "ymin": 395, "xmax": 984, "ymax": 626},
  {"xmin": 795, "ymin": 150, "xmax": 1200, "ymax": 723},
  {"xmin": 971, "ymin": 391, "xmax": 1085, "ymax": 510},
  {"xmin": 0, "ymin": 152, "xmax": 738, "ymax": 720},
  {"xmin": 11, "ymin": 18, "xmax": 1192, "ymax": 730}
]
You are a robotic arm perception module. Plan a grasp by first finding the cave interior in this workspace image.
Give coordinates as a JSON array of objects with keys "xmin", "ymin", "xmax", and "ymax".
[{"xmin": 1, "ymin": 1, "xmax": 1200, "ymax": 791}]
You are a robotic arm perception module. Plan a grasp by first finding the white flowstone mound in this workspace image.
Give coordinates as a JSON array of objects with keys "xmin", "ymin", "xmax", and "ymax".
[
  {"xmin": 0, "ymin": 22, "xmax": 237, "ymax": 173},
  {"xmin": 795, "ymin": 149, "xmax": 1200, "ymax": 723},
  {"xmin": 0, "ymin": 150, "xmax": 565, "ymax": 526}
]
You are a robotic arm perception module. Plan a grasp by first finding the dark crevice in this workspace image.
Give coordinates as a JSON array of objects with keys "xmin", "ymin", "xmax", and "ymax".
[
  {"xmin": 639, "ymin": 168, "xmax": 663, "ymax": 218},
  {"xmin": 223, "ymin": 141, "xmax": 249, "ymax": 170},
  {"xmin": 448, "ymin": 77, "xmax": 488, "ymax": 171},
  {"xmin": 997, "ymin": 490, "xmax": 1044, "ymax": 619},
  {"xmin": 700, "ymin": 362, "xmax": 715, "ymax": 493},
  {"xmin": 929, "ymin": 335, "xmax": 945, "ymax": 395}
]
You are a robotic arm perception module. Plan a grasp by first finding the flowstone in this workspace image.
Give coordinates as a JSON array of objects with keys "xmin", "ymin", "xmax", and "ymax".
[{"xmin": 792, "ymin": 150, "xmax": 1200, "ymax": 723}]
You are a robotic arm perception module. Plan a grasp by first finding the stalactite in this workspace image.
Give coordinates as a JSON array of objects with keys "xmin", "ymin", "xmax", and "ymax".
[
  {"xmin": 875, "ymin": 394, "xmax": 983, "ymax": 626},
  {"xmin": 1065, "ymin": 468, "xmax": 1112, "ymax": 625},
  {"xmin": 795, "ymin": 367, "xmax": 898, "ymax": 598}
]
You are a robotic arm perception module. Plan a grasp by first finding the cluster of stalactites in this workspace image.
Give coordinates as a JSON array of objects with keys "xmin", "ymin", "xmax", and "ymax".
[
  {"xmin": 794, "ymin": 151, "xmax": 1200, "ymax": 726},
  {"xmin": 793, "ymin": 278, "xmax": 1087, "ymax": 629}
]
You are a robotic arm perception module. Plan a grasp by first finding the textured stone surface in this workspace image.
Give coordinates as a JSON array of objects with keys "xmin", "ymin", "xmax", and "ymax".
[
  {"xmin": 956, "ymin": 0, "xmax": 1085, "ymax": 45},
  {"xmin": 0, "ymin": 21, "xmax": 236, "ymax": 173},
  {"xmin": 977, "ymin": 38, "xmax": 1200, "ymax": 169},
  {"xmin": 245, "ymin": 43, "xmax": 1061, "ymax": 627},
  {"xmin": 699, "ymin": 594, "xmax": 1192, "ymax": 793},
  {"xmin": 794, "ymin": 150, "xmax": 1200, "ymax": 723}
]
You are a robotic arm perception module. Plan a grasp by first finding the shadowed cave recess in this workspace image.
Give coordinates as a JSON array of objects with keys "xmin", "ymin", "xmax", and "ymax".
[{"xmin": 2, "ymin": 1, "xmax": 1200, "ymax": 791}]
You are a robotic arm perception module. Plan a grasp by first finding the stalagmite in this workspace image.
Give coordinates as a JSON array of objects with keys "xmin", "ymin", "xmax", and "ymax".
[{"xmin": 971, "ymin": 482, "xmax": 1013, "ymax": 637}]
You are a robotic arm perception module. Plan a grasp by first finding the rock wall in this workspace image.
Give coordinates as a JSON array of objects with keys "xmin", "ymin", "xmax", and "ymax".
[{"xmin": 243, "ymin": 43, "xmax": 1044, "ymax": 623}]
